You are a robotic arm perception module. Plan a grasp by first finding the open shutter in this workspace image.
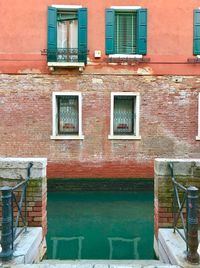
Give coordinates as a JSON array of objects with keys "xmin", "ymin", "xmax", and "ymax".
[
  {"xmin": 136, "ymin": 8, "xmax": 147, "ymax": 55},
  {"xmin": 47, "ymin": 7, "xmax": 57, "ymax": 62},
  {"xmin": 194, "ymin": 9, "xmax": 200, "ymax": 55},
  {"xmin": 105, "ymin": 9, "xmax": 115, "ymax": 54},
  {"xmin": 78, "ymin": 8, "xmax": 88, "ymax": 64}
]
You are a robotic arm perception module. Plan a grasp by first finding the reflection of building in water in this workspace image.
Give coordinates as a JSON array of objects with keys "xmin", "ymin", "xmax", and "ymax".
[
  {"xmin": 51, "ymin": 236, "xmax": 84, "ymax": 259},
  {"xmin": 108, "ymin": 237, "xmax": 141, "ymax": 259}
]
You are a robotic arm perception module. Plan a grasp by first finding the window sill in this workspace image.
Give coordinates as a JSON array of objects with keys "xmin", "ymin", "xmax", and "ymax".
[
  {"xmin": 48, "ymin": 62, "xmax": 85, "ymax": 71},
  {"xmin": 108, "ymin": 55, "xmax": 150, "ymax": 64},
  {"xmin": 109, "ymin": 54, "xmax": 143, "ymax": 59},
  {"xmin": 108, "ymin": 135, "xmax": 141, "ymax": 140},
  {"xmin": 196, "ymin": 136, "xmax": 200, "ymax": 140},
  {"xmin": 51, "ymin": 135, "xmax": 84, "ymax": 140}
]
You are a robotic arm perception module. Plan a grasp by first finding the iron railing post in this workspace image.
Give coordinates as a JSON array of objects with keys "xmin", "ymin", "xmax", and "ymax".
[
  {"xmin": 187, "ymin": 186, "xmax": 199, "ymax": 264},
  {"xmin": 0, "ymin": 186, "xmax": 13, "ymax": 261}
]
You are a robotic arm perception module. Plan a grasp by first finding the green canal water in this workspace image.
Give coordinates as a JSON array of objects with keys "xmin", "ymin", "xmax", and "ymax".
[{"xmin": 46, "ymin": 190, "xmax": 154, "ymax": 260}]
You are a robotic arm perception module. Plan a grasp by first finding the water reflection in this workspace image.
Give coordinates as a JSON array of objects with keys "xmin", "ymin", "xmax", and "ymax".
[
  {"xmin": 50, "ymin": 236, "xmax": 141, "ymax": 260},
  {"xmin": 47, "ymin": 191, "xmax": 154, "ymax": 259},
  {"xmin": 108, "ymin": 237, "xmax": 141, "ymax": 259},
  {"xmin": 51, "ymin": 236, "xmax": 84, "ymax": 259}
]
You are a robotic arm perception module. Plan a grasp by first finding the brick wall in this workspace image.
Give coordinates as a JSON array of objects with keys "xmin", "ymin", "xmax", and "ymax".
[
  {"xmin": 154, "ymin": 159, "xmax": 200, "ymax": 239},
  {"xmin": 1, "ymin": 74, "xmax": 200, "ymax": 179},
  {"xmin": 0, "ymin": 158, "xmax": 47, "ymax": 237}
]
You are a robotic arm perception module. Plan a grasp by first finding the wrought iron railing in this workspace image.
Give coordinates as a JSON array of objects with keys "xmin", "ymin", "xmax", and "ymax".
[
  {"xmin": 42, "ymin": 48, "xmax": 88, "ymax": 63},
  {"xmin": 0, "ymin": 162, "xmax": 33, "ymax": 261},
  {"xmin": 169, "ymin": 162, "xmax": 199, "ymax": 264}
]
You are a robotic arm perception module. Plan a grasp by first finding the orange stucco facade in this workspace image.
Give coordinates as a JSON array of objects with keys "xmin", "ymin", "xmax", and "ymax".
[{"xmin": 0, "ymin": 0, "xmax": 200, "ymax": 75}]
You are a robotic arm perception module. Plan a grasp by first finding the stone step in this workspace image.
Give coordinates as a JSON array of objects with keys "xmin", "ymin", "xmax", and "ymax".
[{"xmin": 10, "ymin": 260, "xmax": 180, "ymax": 268}]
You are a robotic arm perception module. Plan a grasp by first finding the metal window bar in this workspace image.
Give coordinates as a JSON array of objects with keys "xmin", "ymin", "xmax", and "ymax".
[{"xmin": 113, "ymin": 96, "xmax": 135, "ymax": 135}]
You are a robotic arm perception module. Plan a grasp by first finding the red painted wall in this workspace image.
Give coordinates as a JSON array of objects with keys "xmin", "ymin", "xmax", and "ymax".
[{"xmin": 0, "ymin": 0, "xmax": 200, "ymax": 74}]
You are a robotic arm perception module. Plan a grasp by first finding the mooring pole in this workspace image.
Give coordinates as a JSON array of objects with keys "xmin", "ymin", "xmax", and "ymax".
[
  {"xmin": 187, "ymin": 186, "xmax": 199, "ymax": 264},
  {"xmin": 0, "ymin": 186, "xmax": 13, "ymax": 261}
]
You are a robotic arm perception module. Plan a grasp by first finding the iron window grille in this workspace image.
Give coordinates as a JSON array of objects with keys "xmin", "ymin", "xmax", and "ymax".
[
  {"xmin": 57, "ymin": 96, "xmax": 79, "ymax": 135},
  {"xmin": 113, "ymin": 96, "xmax": 136, "ymax": 135}
]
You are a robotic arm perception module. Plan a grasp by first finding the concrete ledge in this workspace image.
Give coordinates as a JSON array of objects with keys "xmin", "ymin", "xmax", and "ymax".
[
  {"xmin": 0, "ymin": 158, "xmax": 47, "ymax": 179},
  {"xmin": 157, "ymin": 228, "xmax": 200, "ymax": 268},
  {"xmin": 0, "ymin": 227, "xmax": 45, "ymax": 265},
  {"xmin": 154, "ymin": 158, "xmax": 200, "ymax": 176},
  {"xmin": 10, "ymin": 260, "xmax": 180, "ymax": 268},
  {"xmin": 48, "ymin": 62, "xmax": 85, "ymax": 68}
]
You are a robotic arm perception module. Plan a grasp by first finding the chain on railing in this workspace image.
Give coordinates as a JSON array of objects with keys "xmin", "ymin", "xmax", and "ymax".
[
  {"xmin": 0, "ymin": 162, "xmax": 33, "ymax": 261},
  {"xmin": 169, "ymin": 162, "xmax": 199, "ymax": 264}
]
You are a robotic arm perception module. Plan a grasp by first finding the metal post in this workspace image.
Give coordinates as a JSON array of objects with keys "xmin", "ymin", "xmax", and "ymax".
[
  {"xmin": 0, "ymin": 186, "xmax": 13, "ymax": 261},
  {"xmin": 187, "ymin": 186, "xmax": 199, "ymax": 264}
]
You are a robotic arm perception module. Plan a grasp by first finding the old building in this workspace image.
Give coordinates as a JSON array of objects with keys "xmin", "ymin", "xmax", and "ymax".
[{"xmin": 0, "ymin": 1, "xmax": 200, "ymax": 179}]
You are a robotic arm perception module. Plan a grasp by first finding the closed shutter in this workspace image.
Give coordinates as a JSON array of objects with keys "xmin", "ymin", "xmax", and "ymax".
[
  {"xmin": 105, "ymin": 9, "xmax": 115, "ymax": 54},
  {"xmin": 47, "ymin": 7, "xmax": 57, "ymax": 62},
  {"xmin": 194, "ymin": 9, "xmax": 200, "ymax": 55},
  {"xmin": 136, "ymin": 8, "xmax": 147, "ymax": 55},
  {"xmin": 115, "ymin": 12, "xmax": 137, "ymax": 54},
  {"xmin": 78, "ymin": 8, "xmax": 88, "ymax": 63}
]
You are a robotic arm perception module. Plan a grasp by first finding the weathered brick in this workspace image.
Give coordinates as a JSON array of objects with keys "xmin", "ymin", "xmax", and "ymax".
[{"xmin": 0, "ymin": 75, "xmax": 200, "ymax": 179}]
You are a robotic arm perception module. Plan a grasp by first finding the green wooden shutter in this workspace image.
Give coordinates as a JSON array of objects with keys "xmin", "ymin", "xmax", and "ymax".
[
  {"xmin": 78, "ymin": 8, "xmax": 88, "ymax": 64},
  {"xmin": 194, "ymin": 9, "xmax": 200, "ymax": 55},
  {"xmin": 47, "ymin": 7, "xmax": 57, "ymax": 62},
  {"xmin": 105, "ymin": 9, "xmax": 115, "ymax": 54},
  {"xmin": 136, "ymin": 8, "xmax": 147, "ymax": 55}
]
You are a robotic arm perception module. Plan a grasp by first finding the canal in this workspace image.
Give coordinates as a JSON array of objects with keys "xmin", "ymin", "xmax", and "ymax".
[{"xmin": 46, "ymin": 180, "xmax": 154, "ymax": 260}]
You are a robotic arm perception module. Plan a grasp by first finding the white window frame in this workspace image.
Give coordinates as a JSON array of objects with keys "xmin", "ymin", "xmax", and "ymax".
[
  {"xmin": 196, "ymin": 93, "xmax": 200, "ymax": 140},
  {"xmin": 51, "ymin": 92, "xmax": 84, "ymax": 140},
  {"xmin": 110, "ymin": 6, "xmax": 141, "ymax": 10},
  {"xmin": 51, "ymin": 5, "xmax": 82, "ymax": 9},
  {"xmin": 108, "ymin": 92, "xmax": 141, "ymax": 140}
]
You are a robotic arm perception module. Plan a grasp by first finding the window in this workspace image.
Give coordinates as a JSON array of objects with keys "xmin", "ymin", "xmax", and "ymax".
[
  {"xmin": 194, "ymin": 9, "xmax": 200, "ymax": 55},
  {"xmin": 51, "ymin": 92, "xmax": 84, "ymax": 140},
  {"xmin": 115, "ymin": 11, "xmax": 137, "ymax": 54},
  {"xmin": 105, "ymin": 7, "xmax": 147, "ymax": 55},
  {"xmin": 109, "ymin": 93, "xmax": 141, "ymax": 140},
  {"xmin": 47, "ymin": 6, "xmax": 87, "ymax": 64}
]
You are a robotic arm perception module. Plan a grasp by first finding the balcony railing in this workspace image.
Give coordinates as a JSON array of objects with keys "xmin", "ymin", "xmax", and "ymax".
[{"xmin": 42, "ymin": 48, "xmax": 88, "ymax": 64}]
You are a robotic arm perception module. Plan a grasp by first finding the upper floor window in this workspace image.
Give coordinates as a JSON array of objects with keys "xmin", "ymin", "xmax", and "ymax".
[
  {"xmin": 105, "ymin": 7, "xmax": 147, "ymax": 55},
  {"xmin": 47, "ymin": 6, "xmax": 87, "ymax": 64},
  {"xmin": 194, "ymin": 9, "xmax": 200, "ymax": 55}
]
